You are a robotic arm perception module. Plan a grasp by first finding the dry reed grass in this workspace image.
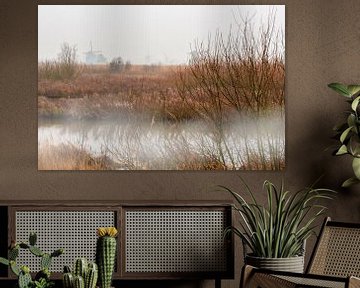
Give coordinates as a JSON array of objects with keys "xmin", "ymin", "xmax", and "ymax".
[
  {"xmin": 38, "ymin": 65, "xmax": 196, "ymax": 120},
  {"xmin": 38, "ymin": 143, "xmax": 111, "ymax": 170}
]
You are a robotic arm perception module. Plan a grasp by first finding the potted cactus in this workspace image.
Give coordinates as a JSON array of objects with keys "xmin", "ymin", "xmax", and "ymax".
[
  {"xmin": 96, "ymin": 227, "xmax": 118, "ymax": 288},
  {"xmin": 0, "ymin": 232, "xmax": 63, "ymax": 288},
  {"xmin": 62, "ymin": 258, "xmax": 98, "ymax": 288}
]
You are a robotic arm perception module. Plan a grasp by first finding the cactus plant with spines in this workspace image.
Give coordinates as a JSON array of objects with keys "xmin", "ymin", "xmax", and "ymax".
[
  {"xmin": 35, "ymin": 268, "xmax": 51, "ymax": 282},
  {"xmin": 74, "ymin": 275, "xmax": 85, "ymax": 288},
  {"xmin": 29, "ymin": 245, "xmax": 44, "ymax": 257},
  {"xmin": 10, "ymin": 260, "xmax": 20, "ymax": 276},
  {"xmin": 18, "ymin": 268, "xmax": 32, "ymax": 288},
  {"xmin": 96, "ymin": 227, "xmax": 118, "ymax": 288},
  {"xmin": 63, "ymin": 272, "xmax": 74, "ymax": 288},
  {"xmin": 29, "ymin": 232, "xmax": 37, "ymax": 246},
  {"xmin": 41, "ymin": 253, "xmax": 52, "ymax": 270},
  {"xmin": 50, "ymin": 248, "xmax": 63, "ymax": 258},
  {"xmin": 0, "ymin": 232, "xmax": 63, "ymax": 288},
  {"xmin": 85, "ymin": 262, "xmax": 98, "ymax": 288},
  {"xmin": 62, "ymin": 259, "xmax": 98, "ymax": 288},
  {"xmin": 19, "ymin": 243, "xmax": 30, "ymax": 249},
  {"xmin": 74, "ymin": 258, "xmax": 88, "ymax": 279},
  {"xmin": 9, "ymin": 246, "xmax": 19, "ymax": 260}
]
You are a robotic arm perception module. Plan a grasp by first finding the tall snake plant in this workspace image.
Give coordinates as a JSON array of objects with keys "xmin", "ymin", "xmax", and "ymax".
[{"xmin": 222, "ymin": 179, "xmax": 334, "ymax": 258}]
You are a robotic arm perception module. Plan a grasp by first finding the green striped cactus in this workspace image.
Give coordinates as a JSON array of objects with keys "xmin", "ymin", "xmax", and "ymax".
[
  {"xmin": 96, "ymin": 227, "xmax": 118, "ymax": 288},
  {"xmin": 63, "ymin": 272, "xmax": 74, "ymax": 288},
  {"xmin": 74, "ymin": 258, "xmax": 88, "ymax": 279},
  {"xmin": 85, "ymin": 263, "xmax": 98, "ymax": 288},
  {"xmin": 73, "ymin": 275, "xmax": 85, "ymax": 288},
  {"xmin": 63, "ymin": 260, "xmax": 98, "ymax": 288}
]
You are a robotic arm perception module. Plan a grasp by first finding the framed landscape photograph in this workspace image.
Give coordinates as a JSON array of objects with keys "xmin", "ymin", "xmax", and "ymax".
[{"xmin": 38, "ymin": 5, "xmax": 285, "ymax": 170}]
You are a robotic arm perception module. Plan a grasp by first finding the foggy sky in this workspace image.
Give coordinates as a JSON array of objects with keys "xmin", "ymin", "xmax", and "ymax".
[{"xmin": 38, "ymin": 5, "xmax": 285, "ymax": 65}]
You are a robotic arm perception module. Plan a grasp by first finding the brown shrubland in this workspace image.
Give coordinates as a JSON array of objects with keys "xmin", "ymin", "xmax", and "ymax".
[{"xmin": 38, "ymin": 13, "xmax": 285, "ymax": 170}]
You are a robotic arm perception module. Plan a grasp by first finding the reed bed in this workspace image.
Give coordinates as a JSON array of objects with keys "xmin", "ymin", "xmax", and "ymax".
[{"xmin": 38, "ymin": 13, "xmax": 285, "ymax": 170}]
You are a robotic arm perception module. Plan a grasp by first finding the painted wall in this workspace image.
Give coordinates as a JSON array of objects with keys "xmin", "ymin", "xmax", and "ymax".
[{"xmin": 0, "ymin": 0, "xmax": 360, "ymax": 287}]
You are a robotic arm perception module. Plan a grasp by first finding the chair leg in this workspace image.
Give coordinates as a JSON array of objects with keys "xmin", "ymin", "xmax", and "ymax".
[
  {"xmin": 215, "ymin": 278, "xmax": 221, "ymax": 288},
  {"xmin": 240, "ymin": 265, "xmax": 255, "ymax": 288}
]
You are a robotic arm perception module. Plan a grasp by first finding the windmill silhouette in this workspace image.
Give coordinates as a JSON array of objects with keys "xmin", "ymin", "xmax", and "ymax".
[{"xmin": 84, "ymin": 42, "xmax": 106, "ymax": 64}]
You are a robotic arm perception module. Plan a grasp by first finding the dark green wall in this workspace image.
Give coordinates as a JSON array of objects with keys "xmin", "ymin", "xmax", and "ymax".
[{"xmin": 1, "ymin": 1, "xmax": 360, "ymax": 287}]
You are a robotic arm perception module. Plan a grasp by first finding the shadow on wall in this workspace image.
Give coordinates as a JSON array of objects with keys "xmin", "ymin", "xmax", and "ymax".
[{"xmin": 304, "ymin": 109, "xmax": 360, "ymax": 221}]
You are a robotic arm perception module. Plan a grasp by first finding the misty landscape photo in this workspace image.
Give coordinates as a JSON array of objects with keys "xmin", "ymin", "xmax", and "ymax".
[{"xmin": 38, "ymin": 5, "xmax": 285, "ymax": 170}]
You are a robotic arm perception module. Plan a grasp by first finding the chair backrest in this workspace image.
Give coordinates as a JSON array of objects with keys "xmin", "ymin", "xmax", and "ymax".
[{"xmin": 307, "ymin": 217, "xmax": 360, "ymax": 277}]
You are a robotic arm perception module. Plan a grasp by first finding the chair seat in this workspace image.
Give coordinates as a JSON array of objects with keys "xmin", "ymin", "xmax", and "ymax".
[
  {"xmin": 241, "ymin": 218, "xmax": 360, "ymax": 288},
  {"xmin": 277, "ymin": 274, "xmax": 346, "ymax": 288},
  {"xmin": 243, "ymin": 266, "xmax": 360, "ymax": 288}
]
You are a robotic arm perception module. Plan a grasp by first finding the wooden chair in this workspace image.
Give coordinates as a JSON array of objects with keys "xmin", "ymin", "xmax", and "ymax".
[{"xmin": 241, "ymin": 217, "xmax": 360, "ymax": 288}]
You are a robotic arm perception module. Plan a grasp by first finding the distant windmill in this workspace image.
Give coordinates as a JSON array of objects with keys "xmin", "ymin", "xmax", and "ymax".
[{"xmin": 83, "ymin": 42, "xmax": 107, "ymax": 64}]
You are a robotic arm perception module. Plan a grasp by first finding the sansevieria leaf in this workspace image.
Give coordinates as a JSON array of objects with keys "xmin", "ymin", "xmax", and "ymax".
[{"xmin": 221, "ymin": 179, "xmax": 335, "ymax": 258}]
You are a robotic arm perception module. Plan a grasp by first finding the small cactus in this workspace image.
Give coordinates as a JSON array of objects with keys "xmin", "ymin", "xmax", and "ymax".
[
  {"xmin": 74, "ymin": 275, "xmax": 85, "ymax": 288},
  {"xmin": 10, "ymin": 260, "xmax": 20, "ymax": 276},
  {"xmin": 29, "ymin": 245, "xmax": 44, "ymax": 257},
  {"xmin": 0, "ymin": 232, "xmax": 63, "ymax": 288},
  {"xmin": 51, "ymin": 248, "xmax": 64, "ymax": 257},
  {"xmin": 29, "ymin": 232, "xmax": 37, "ymax": 246},
  {"xmin": 96, "ymin": 227, "xmax": 118, "ymax": 288},
  {"xmin": 18, "ymin": 269, "xmax": 32, "ymax": 288},
  {"xmin": 85, "ymin": 263, "xmax": 98, "ymax": 288},
  {"xmin": 64, "ymin": 265, "xmax": 72, "ymax": 273},
  {"xmin": 9, "ymin": 246, "xmax": 19, "ymax": 260},
  {"xmin": 35, "ymin": 268, "xmax": 50, "ymax": 281},
  {"xmin": 74, "ymin": 258, "xmax": 88, "ymax": 279},
  {"xmin": 41, "ymin": 253, "xmax": 52, "ymax": 270},
  {"xmin": 19, "ymin": 243, "xmax": 29, "ymax": 249},
  {"xmin": 63, "ymin": 259, "xmax": 98, "ymax": 288},
  {"xmin": 63, "ymin": 272, "xmax": 74, "ymax": 288}
]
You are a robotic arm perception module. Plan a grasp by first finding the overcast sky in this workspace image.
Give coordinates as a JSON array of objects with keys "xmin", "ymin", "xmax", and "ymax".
[{"xmin": 38, "ymin": 5, "xmax": 285, "ymax": 65}]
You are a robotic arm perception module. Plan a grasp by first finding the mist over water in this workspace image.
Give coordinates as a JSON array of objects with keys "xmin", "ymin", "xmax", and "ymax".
[
  {"xmin": 38, "ymin": 111, "xmax": 284, "ymax": 170},
  {"xmin": 38, "ymin": 5, "xmax": 285, "ymax": 170}
]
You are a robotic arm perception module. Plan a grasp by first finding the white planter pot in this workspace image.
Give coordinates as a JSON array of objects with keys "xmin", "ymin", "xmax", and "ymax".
[{"xmin": 245, "ymin": 254, "xmax": 305, "ymax": 273}]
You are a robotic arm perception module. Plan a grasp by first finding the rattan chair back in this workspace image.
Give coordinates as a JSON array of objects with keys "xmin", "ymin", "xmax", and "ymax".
[{"xmin": 307, "ymin": 217, "xmax": 360, "ymax": 278}]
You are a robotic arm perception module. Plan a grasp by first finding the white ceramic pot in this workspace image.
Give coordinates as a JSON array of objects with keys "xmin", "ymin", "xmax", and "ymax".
[{"xmin": 245, "ymin": 254, "xmax": 305, "ymax": 273}]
